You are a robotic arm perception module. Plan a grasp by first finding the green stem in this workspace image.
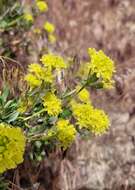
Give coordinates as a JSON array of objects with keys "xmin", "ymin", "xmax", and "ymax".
[
  {"xmin": 23, "ymin": 108, "xmax": 46, "ymax": 121},
  {"xmin": 6, "ymin": 15, "xmax": 23, "ymax": 28},
  {"xmin": 27, "ymin": 132, "xmax": 47, "ymax": 142},
  {"xmin": 62, "ymin": 89, "xmax": 77, "ymax": 99},
  {"xmin": 62, "ymin": 82, "xmax": 88, "ymax": 99}
]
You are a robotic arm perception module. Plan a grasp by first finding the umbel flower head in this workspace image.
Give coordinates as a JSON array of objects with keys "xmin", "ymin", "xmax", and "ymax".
[
  {"xmin": 76, "ymin": 85, "xmax": 90, "ymax": 103},
  {"xmin": 42, "ymin": 92, "xmax": 62, "ymax": 116},
  {"xmin": 88, "ymin": 48, "xmax": 115, "ymax": 89},
  {"xmin": 25, "ymin": 63, "xmax": 53, "ymax": 88},
  {"xmin": 43, "ymin": 21, "xmax": 55, "ymax": 33},
  {"xmin": 23, "ymin": 13, "xmax": 34, "ymax": 22},
  {"xmin": 36, "ymin": 0, "xmax": 48, "ymax": 12},
  {"xmin": 55, "ymin": 119, "xmax": 77, "ymax": 149},
  {"xmin": 40, "ymin": 54, "xmax": 66, "ymax": 70},
  {"xmin": 0, "ymin": 124, "xmax": 26, "ymax": 173},
  {"xmin": 71, "ymin": 101, "xmax": 110, "ymax": 135}
]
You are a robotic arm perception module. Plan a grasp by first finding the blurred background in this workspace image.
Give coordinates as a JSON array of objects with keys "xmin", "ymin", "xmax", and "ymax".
[{"xmin": 0, "ymin": 0, "xmax": 135, "ymax": 189}]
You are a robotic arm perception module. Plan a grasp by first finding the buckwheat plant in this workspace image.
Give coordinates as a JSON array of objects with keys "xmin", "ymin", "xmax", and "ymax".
[{"xmin": 0, "ymin": 1, "xmax": 116, "ymax": 179}]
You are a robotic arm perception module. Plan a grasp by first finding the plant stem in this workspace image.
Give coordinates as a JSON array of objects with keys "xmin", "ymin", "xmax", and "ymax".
[
  {"xmin": 28, "ymin": 132, "xmax": 47, "ymax": 142},
  {"xmin": 23, "ymin": 108, "xmax": 46, "ymax": 121}
]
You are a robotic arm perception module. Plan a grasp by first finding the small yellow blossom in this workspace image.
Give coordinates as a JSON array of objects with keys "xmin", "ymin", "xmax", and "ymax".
[
  {"xmin": 77, "ymin": 62, "xmax": 90, "ymax": 79},
  {"xmin": 71, "ymin": 101, "xmax": 110, "ymax": 135},
  {"xmin": 25, "ymin": 74, "xmax": 41, "ymax": 88},
  {"xmin": 24, "ymin": 13, "xmax": 34, "ymax": 22},
  {"xmin": 88, "ymin": 48, "xmax": 115, "ymax": 89},
  {"xmin": 33, "ymin": 28, "xmax": 41, "ymax": 34},
  {"xmin": 40, "ymin": 67, "xmax": 54, "ymax": 83},
  {"xmin": 48, "ymin": 34, "xmax": 56, "ymax": 44},
  {"xmin": 40, "ymin": 54, "xmax": 66, "ymax": 70},
  {"xmin": 43, "ymin": 92, "xmax": 62, "ymax": 116},
  {"xmin": 28, "ymin": 63, "xmax": 43, "ymax": 77},
  {"xmin": 43, "ymin": 21, "xmax": 55, "ymax": 33},
  {"xmin": 55, "ymin": 119, "xmax": 76, "ymax": 149},
  {"xmin": 0, "ymin": 124, "xmax": 26, "ymax": 173},
  {"xmin": 36, "ymin": 1, "xmax": 48, "ymax": 12},
  {"xmin": 25, "ymin": 63, "xmax": 53, "ymax": 88},
  {"xmin": 18, "ymin": 97, "xmax": 34, "ymax": 113},
  {"xmin": 76, "ymin": 85, "xmax": 90, "ymax": 103},
  {"xmin": 18, "ymin": 100, "xmax": 28, "ymax": 113},
  {"xmin": 29, "ymin": 63, "xmax": 53, "ymax": 83}
]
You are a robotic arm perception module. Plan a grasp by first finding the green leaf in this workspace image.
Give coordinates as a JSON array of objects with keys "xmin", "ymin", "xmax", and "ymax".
[
  {"xmin": 0, "ymin": 20, "xmax": 8, "ymax": 29},
  {"xmin": 1, "ymin": 85, "xmax": 9, "ymax": 103},
  {"xmin": 60, "ymin": 108, "xmax": 72, "ymax": 119},
  {"xmin": 4, "ymin": 100, "xmax": 16, "ymax": 109},
  {"xmin": 87, "ymin": 73, "xmax": 98, "ymax": 84},
  {"xmin": 6, "ymin": 111, "xmax": 19, "ymax": 123},
  {"xmin": 93, "ymin": 82, "xmax": 104, "ymax": 89}
]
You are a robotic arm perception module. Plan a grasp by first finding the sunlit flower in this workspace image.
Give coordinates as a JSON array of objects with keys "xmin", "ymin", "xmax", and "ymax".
[
  {"xmin": 33, "ymin": 28, "xmax": 41, "ymax": 34},
  {"xmin": 0, "ymin": 124, "xmax": 26, "ymax": 173},
  {"xmin": 55, "ymin": 119, "xmax": 76, "ymax": 149},
  {"xmin": 71, "ymin": 101, "xmax": 110, "ymax": 135},
  {"xmin": 25, "ymin": 63, "xmax": 53, "ymax": 88},
  {"xmin": 25, "ymin": 73, "xmax": 41, "ymax": 88},
  {"xmin": 36, "ymin": 1, "xmax": 48, "ymax": 12},
  {"xmin": 88, "ymin": 48, "xmax": 115, "ymax": 89},
  {"xmin": 24, "ymin": 13, "xmax": 34, "ymax": 22},
  {"xmin": 40, "ymin": 54, "xmax": 66, "ymax": 70},
  {"xmin": 76, "ymin": 85, "xmax": 90, "ymax": 103},
  {"xmin": 48, "ymin": 34, "xmax": 56, "ymax": 44},
  {"xmin": 43, "ymin": 21, "xmax": 55, "ymax": 33},
  {"xmin": 43, "ymin": 92, "xmax": 62, "ymax": 116}
]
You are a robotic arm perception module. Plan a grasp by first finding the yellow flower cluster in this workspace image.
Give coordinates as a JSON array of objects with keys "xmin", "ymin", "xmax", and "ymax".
[
  {"xmin": 48, "ymin": 34, "xmax": 57, "ymax": 44},
  {"xmin": 88, "ymin": 48, "xmax": 115, "ymax": 89},
  {"xmin": 76, "ymin": 86, "xmax": 90, "ymax": 103},
  {"xmin": 18, "ymin": 97, "xmax": 34, "ymax": 113},
  {"xmin": 36, "ymin": 0, "xmax": 48, "ymax": 12},
  {"xmin": 43, "ymin": 92, "xmax": 62, "ymax": 116},
  {"xmin": 71, "ymin": 101, "xmax": 110, "ymax": 135},
  {"xmin": 25, "ymin": 63, "xmax": 53, "ymax": 88},
  {"xmin": 0, "ymin": 124, "xmax": 26, "ymax": 173},
  {"xmin": 40, "ymin": 54, "xmax": 66, "ymax": 70},
  {"xmin": 43, "ymin": 21, "xmax": 57, "ymax": 44},
  {"xmin": 77, "ymin": 62, "xmax": 90, "ymax": 79},
  {"xmin": 24, "ymin": 13, "xmax": 34, "ymax": 22},
  {"xmin": 55, "ymin": 119, "xmax": 76, "ymax": 149},
  {"xmin": 33, "ymin": 28, "xmax": 41, "ymax": 34},
  {"xmin": 44, "ymin": 21, "xmax": 55, "ymax": 33},
  {"xmin": 25, "ymin": 53, "xmax": 67, "ymax": 89}
]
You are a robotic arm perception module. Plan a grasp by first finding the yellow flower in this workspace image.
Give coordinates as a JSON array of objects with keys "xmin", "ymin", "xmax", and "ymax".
[
  {"xmin": 88, "ymin": 48, "xmax": 115, "ymax": 89},
  {"xmin": 0, "ymin": 124, "xmax": 26, "ymax": 173},
  {"xmin": 40, "ymin": 67, "xmax": 54, "ymax": 83},
  {"xmin": 40, "ymin": 54, "xmax": 66, "ymax": 70},
  {"xmin": 76, "ymin": 85, "xmax": 90, "ymax": 103},
  {"xmin": 36, "ymin": 1, "xmax": 48, "ymax": 12},
  {"xmin": 48, "ymin": 34, "xmax": 56, "ymax": 44},
  {"xmin": 71, "ymin": 101, "xmax": 110, "ymax": 135},
  {"xmin": 77, "ymin": 62, "xmax": 90, "ymax": 79},
  {"xmin": 28, "ymin": 63, "xmax": 43, "ymax": 77},
  {"xmin": 43, "ymin": 21, "xmax": 55, "ymax": 33},
  {"xmin": 29, "ymin": 63, "xmax": 53, "ymax": 83},
  {"xmin": 55, "ymin": 119, "xmax": 76, "ymax": 149},
  {"xmin": 33, "ymin": 28, "xmax": 41, "ymax": 34},
  {"xmin": 25, "ymin": 63, "xmax": 53, "ymax": 88},
  {"xmin": 18, "ymin": 100, "xmax": 27, "ymax": 113},
  {"xmin": 43, "ymin": 92, "xmax": 62, "ymax": 116},
  {"xmin": 18, "ymin": 97, "xmax": 34, "ymax": 113},
  {"xmin": 25, "ymin": 74, "xmax": 41, "ymax": 88},
  {"xmin": 24, "ymin": 13, "xmax": 34, "ymax": 22}
]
